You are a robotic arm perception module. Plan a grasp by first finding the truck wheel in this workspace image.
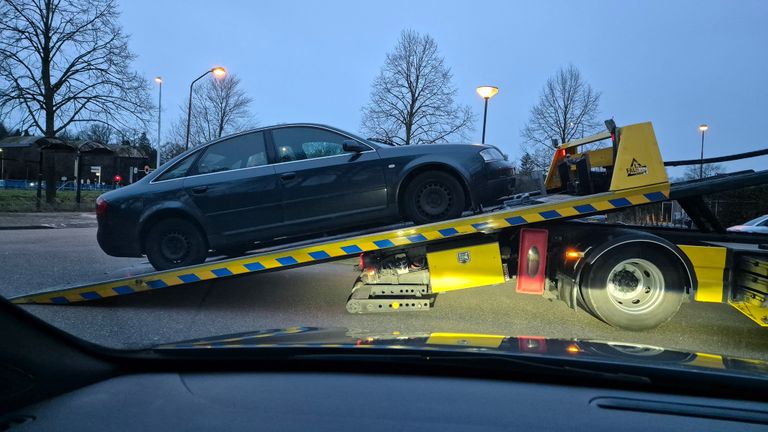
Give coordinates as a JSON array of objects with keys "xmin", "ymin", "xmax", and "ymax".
[
  {"xmin": 403, "ymin": 171, "xmax": 465, "ymax": 224},
  {"xmin": 145, "ymin": 218, "xmax": 208, "ymax": 271},
  {"xmin": 580, "ymin": 244, "xmax": 685, "ymax": 331}
]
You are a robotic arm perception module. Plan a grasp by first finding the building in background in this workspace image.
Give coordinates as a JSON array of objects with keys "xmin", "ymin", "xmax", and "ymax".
[{"xmin": 0, "ymin": 136, "xmax": 151, "ymax": 187}]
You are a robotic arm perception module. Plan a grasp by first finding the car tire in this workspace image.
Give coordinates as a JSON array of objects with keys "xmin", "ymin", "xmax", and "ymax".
[
  {"xmin": 579, "ymin": 243, "xmax": 685, "ymax": 331},
  {"xmin": 403, "ymin": 171, "xmax": 466, "ymax": 224},
  {"xmin": 145, "ymin": 218, "xmax": 208, "ymax": 271}
]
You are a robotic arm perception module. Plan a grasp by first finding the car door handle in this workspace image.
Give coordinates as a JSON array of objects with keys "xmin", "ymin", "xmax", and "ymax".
[
  {"xmin": 280, "ymin": 172, "xmax": 296, "ymax": 181},
  {"xmin": 191, "ymin": 186, "xmax": 208, "ymax": 194}
]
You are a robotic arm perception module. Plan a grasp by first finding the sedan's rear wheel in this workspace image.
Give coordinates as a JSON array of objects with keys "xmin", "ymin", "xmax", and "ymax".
[
  {"xmin": 145, "ymin": 218, "xmax": 208, "ymax": 270},
  {"xmin": 403, "ymin": 171, "xmax": 465, "ymax": 224}
]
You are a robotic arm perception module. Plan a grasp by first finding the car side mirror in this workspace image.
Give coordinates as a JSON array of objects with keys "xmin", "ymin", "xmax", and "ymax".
[{"xmin": 342, "ymin": 140, "xmax": 367, "ymax": 153}]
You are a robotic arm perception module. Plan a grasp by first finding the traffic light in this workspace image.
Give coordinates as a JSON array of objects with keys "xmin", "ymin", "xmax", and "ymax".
[{"xmin": 114, "ymin": 175, "xmax": 122, "ymax": 183}]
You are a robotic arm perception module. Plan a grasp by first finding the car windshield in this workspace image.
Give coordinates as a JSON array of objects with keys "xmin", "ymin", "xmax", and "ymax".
[{"xmin": 2, "ymin": 0, "xmax": 768, "ymax": 387}]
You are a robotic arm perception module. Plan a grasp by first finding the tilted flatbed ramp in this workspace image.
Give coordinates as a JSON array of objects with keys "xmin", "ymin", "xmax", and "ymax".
[{"xmin": 11, "ymin": 182, "xmax": 669, "ymax": 304}]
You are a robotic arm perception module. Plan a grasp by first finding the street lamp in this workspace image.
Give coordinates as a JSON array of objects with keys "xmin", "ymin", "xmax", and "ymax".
[
  {"xmin": 476, "ymin": 86, "xmax": 499, "ymax": 144},
  {"xmin": 154, "ymin": 76, "xmax": 163, "ymax": 169},
  {"xmin": 185, "ymin": 67, "xmax": 227, "ymax": 150},
  {"xmin": 698, "ymin": 123, "xmax": 709, "ymax": 178}
]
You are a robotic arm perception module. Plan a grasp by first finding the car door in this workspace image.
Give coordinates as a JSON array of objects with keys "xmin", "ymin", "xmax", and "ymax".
[
  {"xmin": 183, "ymin": 131, "xmax": 283, "ymax": 241},
  {"xmin": 269, "ymin": 126, "xmax": 389, "ymax": 234}
]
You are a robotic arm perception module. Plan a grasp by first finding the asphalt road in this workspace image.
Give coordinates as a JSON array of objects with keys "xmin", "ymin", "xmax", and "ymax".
[{"xmin": 2, "ymin": 227, "xmax": 767, "ymax": 360}]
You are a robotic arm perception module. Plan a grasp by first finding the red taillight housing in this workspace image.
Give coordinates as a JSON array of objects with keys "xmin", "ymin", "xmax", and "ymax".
[
  {"xmin": 516, "ymin": 228, "xmax": 548, "ymax": 294},
  {"xmin": 95, "ymin": 196, "xmax": 108, "ymax": 217}
]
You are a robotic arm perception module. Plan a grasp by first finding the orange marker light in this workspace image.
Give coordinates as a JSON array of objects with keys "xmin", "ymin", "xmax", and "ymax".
[
  {"xmin": 566, "ymin": 344, "xmax": 580, "ymax": 353},
  {"xmin": 565, "ymin": 249, "xmax": 584, "ymax": 260}
]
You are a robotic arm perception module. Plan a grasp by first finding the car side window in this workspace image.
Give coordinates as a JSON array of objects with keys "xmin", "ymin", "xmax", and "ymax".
[
  {"xmin": 194, "ymin": 132, "xmax": 267, "ymax": 175},
  {"xmin": 156, "ymin": 153, "xmax": 197, "ymax": 181},
  {"xmin": 271, "ymin": 127, "xmax": 367, "ymax": 163}
]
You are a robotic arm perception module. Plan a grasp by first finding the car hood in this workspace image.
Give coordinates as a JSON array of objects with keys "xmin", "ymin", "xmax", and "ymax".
[
  {"xmin": 154, "ymin": 327, "xmax": 768, "ymax": 377},
  {"xmin": 727, "ymin": 225, "xmax": 761, "ymax": 232}
]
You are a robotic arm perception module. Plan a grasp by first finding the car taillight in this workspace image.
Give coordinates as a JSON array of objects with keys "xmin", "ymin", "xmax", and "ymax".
[{"xmin": 96, "ymin": 196, "xmax": 108, "ymax": 217}]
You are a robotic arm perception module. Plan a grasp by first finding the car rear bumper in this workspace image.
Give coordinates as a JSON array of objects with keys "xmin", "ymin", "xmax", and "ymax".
[{"xmin": 97, "ymin": 219, "xmax": 142, "ymax": 257}]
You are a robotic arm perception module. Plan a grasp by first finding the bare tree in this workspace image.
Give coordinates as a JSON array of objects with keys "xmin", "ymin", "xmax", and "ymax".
[
  {"xmin": 171, "ymin": 74, "xmax": 254, "ymax": 148},
  {"xmin": 159, "ymin": 140, "xmax": 185, "ymax": 164},
  {"xmin": 361, "ymin": 29, "xmax": 473, "ymax": 145},
  {"xmin": 0, "ymin": 0, "xmax": 153, "ymax": 136},
  {"xmin": 82, "ymin": 123, "xmax": 113, "ymax": 144},
  {"xmin": 682, "ymin": 163, "xmax": 723, "ymax": 180},
  {"xmin": 520, "ymin": 64, "xmax": 602, "ymax": 167}
]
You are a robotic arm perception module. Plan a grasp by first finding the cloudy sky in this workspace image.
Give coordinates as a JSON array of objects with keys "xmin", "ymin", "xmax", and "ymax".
[{"xmin": 120, "ymin": 0, "xmax": 768, "ymax": 176}]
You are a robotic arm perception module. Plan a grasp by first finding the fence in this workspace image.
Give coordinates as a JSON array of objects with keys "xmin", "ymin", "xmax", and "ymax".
[{"xmin": 0, "ymin": 179, "xmax": 117, "ymax": 191}]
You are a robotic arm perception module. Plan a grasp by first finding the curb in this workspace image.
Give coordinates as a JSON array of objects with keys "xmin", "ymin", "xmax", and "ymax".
[
  {"xmin": 0, "ymin": 222, "xmax": 97, "ymax": 230},
  {"xmin": 0, "ymin": 225, "xmax": 56, "ymax": 230}
]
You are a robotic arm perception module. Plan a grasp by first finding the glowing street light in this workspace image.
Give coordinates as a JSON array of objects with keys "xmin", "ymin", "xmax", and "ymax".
[
  {"xmin": 699, "ymin": 124, "xmax": 709, "ymax": 178},
  {"xmin": 185, "ymin": 67, "xmax": 227, "ymax": 150},
  {"xmin": 476, "ymin": 86, "xmax": 499, "ymax": 144}
]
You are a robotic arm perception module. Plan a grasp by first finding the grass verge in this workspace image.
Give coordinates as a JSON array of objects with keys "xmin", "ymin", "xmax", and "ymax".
[{"xmin": 0, "ymin": 189, "xmax": 101, "ymax": 212}]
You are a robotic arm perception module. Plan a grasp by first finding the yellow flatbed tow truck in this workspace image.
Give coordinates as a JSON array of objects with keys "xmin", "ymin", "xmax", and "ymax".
[{"xmin": 12, "ymin": 121, "xmax": 768, "ymax": 331}]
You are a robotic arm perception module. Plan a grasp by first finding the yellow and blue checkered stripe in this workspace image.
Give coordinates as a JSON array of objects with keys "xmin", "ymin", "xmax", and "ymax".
[{"xmin": 11, "ymin": 184, "xmax": 669, "ymax": 305}]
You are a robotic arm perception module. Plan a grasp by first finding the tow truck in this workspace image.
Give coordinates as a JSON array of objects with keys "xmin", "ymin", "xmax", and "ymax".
[{"xmin": 12, "ymin": 121, "xmax": 768, "ymax": 331}]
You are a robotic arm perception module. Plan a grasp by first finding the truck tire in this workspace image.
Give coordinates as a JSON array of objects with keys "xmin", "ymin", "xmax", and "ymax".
[
  {"xmin": 145, "ymin": 218, "xmax": 208, "ymax": 271},
  {"xmin": 579, "ymin": 243, "xmax": 685, "ymax": 331},
  {"xmin": 403, "ymin": 171, "xmax": 465, "ymax": 224}
]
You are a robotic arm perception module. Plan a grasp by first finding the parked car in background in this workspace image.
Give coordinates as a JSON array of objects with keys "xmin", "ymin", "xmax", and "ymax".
[
  {"xmin": 727, "ymin": 214, "xmax": 768, "ymax": 234},
  {"xmin": 96, "ymin": 124, "xmax": 516, "ymax": 270}
]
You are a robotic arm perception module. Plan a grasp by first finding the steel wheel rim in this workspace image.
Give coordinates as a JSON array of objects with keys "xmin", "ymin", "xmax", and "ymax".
[
  {"xmin": 605, "ymin": 258, "xmax": 665, "ymax": 314},
  {"xmin": 160, "ymin": 231, "xmax": 190, "ymax": 263},
  {"xmin": 416, "ymin": 182, "xmax": 452, "ymax": 218}
]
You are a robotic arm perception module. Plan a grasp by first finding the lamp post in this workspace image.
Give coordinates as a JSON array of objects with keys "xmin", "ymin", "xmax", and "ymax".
[
  {"xmin": 698, "ymin": 124, "xmax": 709, "ymax": 179},
  {"xmin": 154, "ymin": 76, "xmax": 163, "ymax": 168},
  {"xmin": 185, "ymin": 67, "xmax": 226, "ymax": 150},
  {"xmin": 476, "ymin": 86, "xmax": 499, "ymax": 144}
]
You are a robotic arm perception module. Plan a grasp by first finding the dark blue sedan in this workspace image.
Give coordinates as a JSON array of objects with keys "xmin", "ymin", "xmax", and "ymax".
[{"xmin": 96, "ymin": 124, "xmax": 515, "ymax": 270}]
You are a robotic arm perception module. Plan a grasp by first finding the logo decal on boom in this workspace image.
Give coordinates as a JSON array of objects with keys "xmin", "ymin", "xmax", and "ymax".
[{"xmin": 626, "ymin": 158, "xmax": 648, "ymax": 176}]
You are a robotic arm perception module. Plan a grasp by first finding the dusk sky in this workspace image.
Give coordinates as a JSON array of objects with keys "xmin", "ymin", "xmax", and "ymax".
[{"xmin": 120, "ymin": 0, "xmax": 768, "ymax": 177}]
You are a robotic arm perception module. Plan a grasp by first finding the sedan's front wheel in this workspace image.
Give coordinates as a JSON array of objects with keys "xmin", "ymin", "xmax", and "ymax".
[
  {"xmin": 145, "ymin": 218, "xmax": 208, "ymax": 271},
  {"xmin": 403, "ymin": 171, "xmax": 466, "ymax": 224}
]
